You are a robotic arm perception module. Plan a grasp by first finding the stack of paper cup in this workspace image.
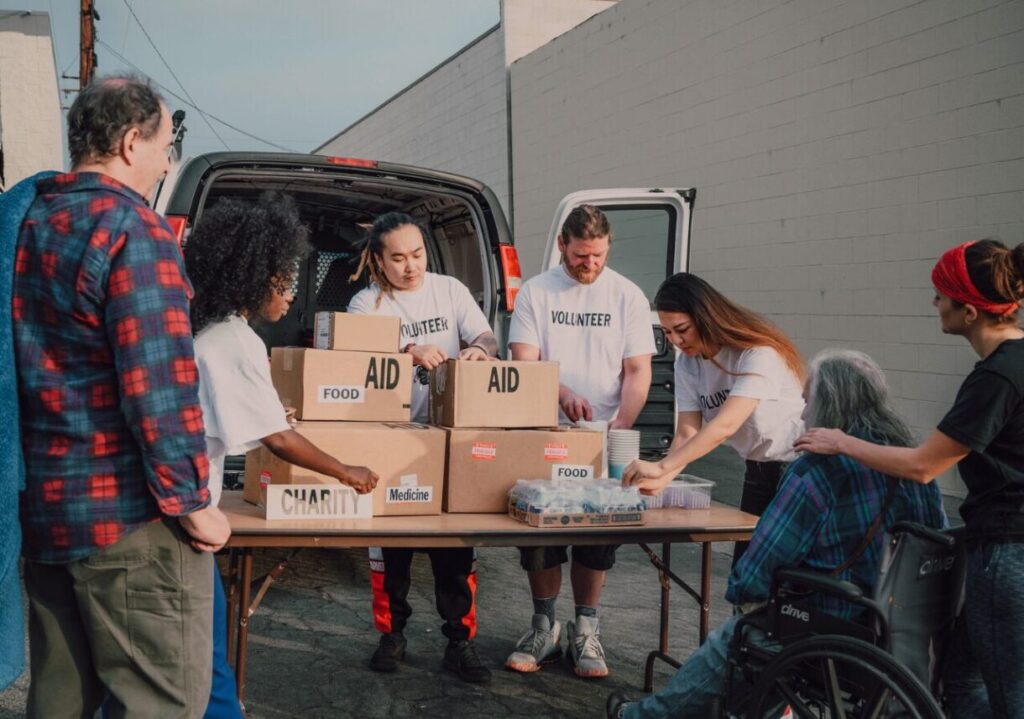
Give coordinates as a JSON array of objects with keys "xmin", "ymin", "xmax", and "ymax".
[
  {"xmin": 575, "ymin": 419, "xmax": 609, "ymax": 478},
  {"xmin": 607, "ymin": 429, "xmax": 641, "ymax": 480}
]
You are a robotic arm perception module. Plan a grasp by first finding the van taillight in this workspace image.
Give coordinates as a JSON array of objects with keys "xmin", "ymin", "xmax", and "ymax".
[
  {"xmin": 499, "ymin": 244, "xmax": 522, "ymax": 312},
  {"xmin": 165, "ymin": 215, "xmax": 187, "ymax": 246},
  {"xmin": 324, "ymin": 156, "xmax": 377, "ymax": 168}
]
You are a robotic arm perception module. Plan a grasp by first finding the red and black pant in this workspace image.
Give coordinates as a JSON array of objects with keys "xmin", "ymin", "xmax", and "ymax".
[{"xmin": 369, "ymin": 546, "xmax": 477, "ymax": 641}]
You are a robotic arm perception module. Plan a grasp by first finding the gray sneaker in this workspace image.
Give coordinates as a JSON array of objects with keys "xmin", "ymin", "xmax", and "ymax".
[
  {"xmin": 567, "ymin": 615, "xmax": 608, "ymax": 678},
  {"xmin": 505, "ymin": 613, "xmax": 563, "ymax": 672}
]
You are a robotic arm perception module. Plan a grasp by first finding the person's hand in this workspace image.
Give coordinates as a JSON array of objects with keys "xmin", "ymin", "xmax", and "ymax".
[
  {"xmin": 457, "ymin": 346, "xmax": 488, "ymax": 361},
  {"xmin": 608, "ymin": 417, "xmax": 630, "ymax": 430},
  {"xmin": 339, "ymin": 465, "xmax": 379, "ymax": 494},
  {"xmin": 621, "ymin": 459, "xmax": 675, "ymax": 495},
  {"xmin": 794, "ymin": 428, "xmax": 848, "ymax": 455},
  {"xmin": 409, "ymin": 344, "xmax": 448, "ymax": 370},
  {"xmin": 559, "ymin": 386, "xmax": 593, "ymax": 422},
  {"xmin": 283, "ymin": 406, "xmax": 297, "ymax": 425},
  {"xmin": 179, "ymin": 505, "xmax": 231, "ymax": 553}
]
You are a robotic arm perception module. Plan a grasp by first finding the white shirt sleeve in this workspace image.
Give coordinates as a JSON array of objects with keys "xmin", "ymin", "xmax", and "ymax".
[
  {"xmin": 200, "ymin": 350, "xmax": 291, "ymax": 456},
  {"xmin": 507, "ymin": 282, "xmax": 540, "ymax": 348},
  {"xmin": 346, "ymin": 287, "xmax": 375, "ymax": 314},
  {"xmin": 673, "ymin": 356, "xmax": 702, "ymax": 412},
  {"xmin": 729, "ymin": 347, "xmax": 787, "ymax": 400},
  {"xmin": 452, "ymin": 280, "xmax": 493, "ymax": 345},
  {"xmin": 622, "ymin": 285, "xmax": 656, "ymax": 359}
]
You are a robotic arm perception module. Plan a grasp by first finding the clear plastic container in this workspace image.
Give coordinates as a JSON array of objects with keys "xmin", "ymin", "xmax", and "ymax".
[{"xmin": 662, "ymin": 474, "xmax": 715, "ymax": 509}]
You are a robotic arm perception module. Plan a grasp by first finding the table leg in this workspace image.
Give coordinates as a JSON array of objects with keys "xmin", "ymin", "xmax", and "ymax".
[
  {"xmin": 235, "ymin": 549, "xmax": 253, "ymax": 702},
  {"xmin": 225, "ymin": 549, "xmax": 240, "ymax": 666},
  {"xmin": 700, "ymin": 541, "xmax": 712, "ymax": 644},
  {"xmin": 643, "ymin": 543, "xmax": 683, "ymax": 693}
]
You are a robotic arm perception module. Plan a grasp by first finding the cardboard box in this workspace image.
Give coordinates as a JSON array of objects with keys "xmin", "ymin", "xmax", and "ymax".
[
  {"xmin": 508, "ymin": 500, "xmax": 645, "ymax": 528},
  {"xmin": 271, "ymin": 347, "xmax": 412, "ymax": 421},
  {"xmin": 428, "ymin": 359, "xmax": 559, "ymax": 428},
  {"xmin": 243, "ymin": 421, "xmax": 444, "ymax": 516},
  {"xmin": 314, "ymin": 312, "xmax": 400, "ymax": 353},
  {"xmin": 443, "ymin": 427, "xmax": 603, "ymax": 513}
]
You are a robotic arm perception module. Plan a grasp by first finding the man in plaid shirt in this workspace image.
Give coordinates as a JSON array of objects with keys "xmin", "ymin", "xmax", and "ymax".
[{"xmin": 12, "ymin": 76, "xmax": 229, "ymax": 718}]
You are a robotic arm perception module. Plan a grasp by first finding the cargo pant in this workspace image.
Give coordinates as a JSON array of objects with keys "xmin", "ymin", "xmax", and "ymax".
[
  {"xmin": 23, "ymin": 517, "xmax": 214, "ymax": 719},
  {"xmin": 369, "ymin": 546, "xmax": 477, "ymax": 640}
]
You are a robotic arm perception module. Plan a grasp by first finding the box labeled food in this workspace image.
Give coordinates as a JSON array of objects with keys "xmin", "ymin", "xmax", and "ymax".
[
  {"xmin": 314, "ymin": 312, "xmax": 400, "ymax": 353},
  {"xmin": 443, "ymin": 427, "xmax": 602, "ymax": 513},
  {"xmin": 428, "ymin": 359, "xmax": 559, "ymax": 428},
  {"xmin": 243, "ymin": 421, "xmax": 444, "ymax": 516},
  {"xmin": 270, "ymin": 347, "xmax": 412, "ymax": 421}
]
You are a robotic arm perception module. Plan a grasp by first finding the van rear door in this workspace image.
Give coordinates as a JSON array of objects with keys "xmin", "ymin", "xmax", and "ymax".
[{"xmin": 543, "ymin": 188, "xmax": 695, "ymax": 457}]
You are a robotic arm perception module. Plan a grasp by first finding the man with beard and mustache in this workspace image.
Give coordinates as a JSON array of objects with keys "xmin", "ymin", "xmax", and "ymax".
[{"xmin": 505, "ymin": 204, "xmax": 654, "ymax": 679}]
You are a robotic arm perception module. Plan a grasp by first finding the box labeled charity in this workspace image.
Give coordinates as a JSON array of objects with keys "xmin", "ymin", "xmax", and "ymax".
[
  {"xmin": 243, "ymin": 421, "xmax": 444, "ymax": 516},
  {"xmin": 428, "ymin": 359, "xmax": 558, "ymax": 428},
  {"xmin": 313, "ymin": 312, "xmax": 399, "ymax": 353},
  {"xmin": 443, "ymin": 426, "xmax": 602, "ymax": 513},
  {"xmin": 270, "ymin": 347, "xmax": 412, "ymax": 421}
]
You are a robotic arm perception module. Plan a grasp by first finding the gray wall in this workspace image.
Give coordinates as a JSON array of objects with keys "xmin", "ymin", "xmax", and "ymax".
[{"xmin": 511, "ymin": 0, "xmax": 1024, "ymax": 493}]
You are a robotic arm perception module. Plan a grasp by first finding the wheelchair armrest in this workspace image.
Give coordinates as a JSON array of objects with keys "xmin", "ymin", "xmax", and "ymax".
[
  {"xmin": 888, "ymin": 521, "xmax": 956, "ymax": 547},
  {"xmin": 773, "ymin": 567, "xmax": 864, "ymax": 602}
]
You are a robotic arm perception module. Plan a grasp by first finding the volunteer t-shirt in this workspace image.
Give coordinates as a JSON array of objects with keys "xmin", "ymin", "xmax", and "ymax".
[
  {"xmin": 194, "ymin": 315, "xmax": 291, "ymax": 506},
  {"xmin": 508, "ymin": 265, "xmax": 655, "ymax": 423},
  {"xmin": 937, "ymin": 338, "xmax": 1024, "ymax": 541},
  {"xmin": 348, "ymin": 272, "xmax": 491, "ymax": 421},
  {"xmin": 674, "ymin": 346, "xmax": 805, "ymax": 462}
]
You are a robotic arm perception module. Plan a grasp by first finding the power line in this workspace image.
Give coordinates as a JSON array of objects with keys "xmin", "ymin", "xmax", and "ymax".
[
  {"xmin": 96, "ymin": 39, "xmax": 297, "ymax": 153},
  {"xmin": 119, "ymin": 0, "xmax": 230, "ymax": 150}
]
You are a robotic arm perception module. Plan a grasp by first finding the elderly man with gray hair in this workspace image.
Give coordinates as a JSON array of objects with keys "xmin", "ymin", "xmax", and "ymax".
[{"xmin": 607, "ymin": 348, "xmax": 948, "ymax": 719}]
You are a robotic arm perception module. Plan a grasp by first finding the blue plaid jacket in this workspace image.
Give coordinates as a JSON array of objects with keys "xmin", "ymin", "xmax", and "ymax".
[
  {"xmin": 727, "ymin": 450, "xmax": 948, "ymax": 619},
  {"xmin": 14, "ymin": 172, "xmax": 210, "ymax": 564}
]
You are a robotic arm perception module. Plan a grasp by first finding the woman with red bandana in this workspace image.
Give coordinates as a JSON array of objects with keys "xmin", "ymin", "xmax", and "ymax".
[{"xmin": 796, "ymin": 238, "xmax": 1024, "ymax": 717}]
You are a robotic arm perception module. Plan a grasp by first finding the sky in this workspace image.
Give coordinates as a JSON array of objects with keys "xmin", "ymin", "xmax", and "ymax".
[{"xmin": 9, "ymin": 0, "xmax": 500, "ymax": 158}]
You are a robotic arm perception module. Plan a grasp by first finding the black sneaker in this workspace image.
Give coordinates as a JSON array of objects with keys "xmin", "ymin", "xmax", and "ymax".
[
  {"xmin": 442, "ymin": 639, "xmax": 492, "ymax": 684},
  {"xmin": 606, "ymin": 692, "xmax": 633, "ymax": 719},
  {"xmin": 369, "ymin": 632, "xmax": 407, "ymax": 673}
]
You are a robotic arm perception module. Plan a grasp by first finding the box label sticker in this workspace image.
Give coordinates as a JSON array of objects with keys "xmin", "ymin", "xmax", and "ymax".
[
  {"xmin": 543, "ymin": 443, "xmax": 569, "ymax": 461},
  {"xmin": 265, "ymin": 484, "xmax": 372, "ymax": 520},
  {"xmin": 551, "ymin": 464, "xmax": 594, "ymax": 480},
  {"xmin": 386, "ymin": 485, "xmax": 433, "ymax": 503},
  {"xmin": 283, "ymin": 348, "xmax": 294, "ymax": 372},
  {"xmin": 399, "ymin": 474, "xmax": 418, "ymax": 487},
  {"xmin": 317, "ymin": 385, "xmax": 365, "ymax": 403},
  {"xmin": 471, "ymin": 442, "xmax": 497, "ymax": 460},
  {"xmin": 314, "ymin": 313, "xmax": 330, "ymax": 349},
  {"xmin": 260, "ymin": 470, "xmax": 272, "ymax": 489}
]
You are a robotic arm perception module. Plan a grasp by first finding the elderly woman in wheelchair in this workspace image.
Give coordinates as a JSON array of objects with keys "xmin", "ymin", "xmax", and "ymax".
[{"xmin": 607, "ymin": 349, "xmax": 949, "ymax": 719}]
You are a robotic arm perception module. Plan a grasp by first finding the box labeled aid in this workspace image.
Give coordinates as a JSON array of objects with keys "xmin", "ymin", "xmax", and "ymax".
[{"xmin": 428, "ymin": 359, "xmax": 559, "ymax": 428}]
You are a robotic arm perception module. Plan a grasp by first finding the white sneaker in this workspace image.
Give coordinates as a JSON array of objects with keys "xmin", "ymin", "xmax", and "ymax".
[
  {"xmin": 568, "ymin": 615, "xmax": 609, "ymax": 678},
  {"xmin": 505, "ymin": 613, "xmax": 562, "ymax": 672}
]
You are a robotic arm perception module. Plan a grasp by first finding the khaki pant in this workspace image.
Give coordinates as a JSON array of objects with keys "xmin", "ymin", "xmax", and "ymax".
[{"xmin": 24, "ymin": 518, "xmax": 213, "ymax": 719}]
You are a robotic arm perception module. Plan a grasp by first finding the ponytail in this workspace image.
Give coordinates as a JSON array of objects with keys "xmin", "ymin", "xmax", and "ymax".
[
  {"xmin": 962, "ymin": 239, "xmax": 1024, "ymax": 322},
  {"xmin": 349, "ymin": 212, "xmax": 428, "ymax": 308}
]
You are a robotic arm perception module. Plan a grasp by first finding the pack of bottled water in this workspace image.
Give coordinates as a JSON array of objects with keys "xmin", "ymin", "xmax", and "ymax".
[{"xmin": 509, "ymin": 478, "xmax": 646, "ymax": 515}]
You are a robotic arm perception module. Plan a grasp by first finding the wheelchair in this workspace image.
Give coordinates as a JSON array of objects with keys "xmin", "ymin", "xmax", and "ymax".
[{"xmin": 715, "ymin": 521, "xmax": 966, "ymax": 719}]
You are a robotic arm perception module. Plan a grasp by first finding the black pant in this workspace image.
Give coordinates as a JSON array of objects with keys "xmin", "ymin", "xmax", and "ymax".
[
  {"xmin": 369, "ymin": 547, "xmax": 477, "ymax": 641},
  {"xmin": 732, "ymin": 460, "xmax": 787, "ymax": 569}
]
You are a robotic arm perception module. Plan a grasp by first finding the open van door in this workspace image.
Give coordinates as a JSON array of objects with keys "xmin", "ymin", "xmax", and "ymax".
[{"xmin": 543, "ymin": 188, "xmax": 696, "ymax": 457}]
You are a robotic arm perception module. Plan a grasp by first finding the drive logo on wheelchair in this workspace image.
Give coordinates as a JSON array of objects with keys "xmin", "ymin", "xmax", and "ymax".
[
  {"xmin": 779, "ymin": 603, "xmax": 810, "ymax": 622},
  {"xmin": 918, "ymin": 553, "xmax": 956, "ymax": 578}
]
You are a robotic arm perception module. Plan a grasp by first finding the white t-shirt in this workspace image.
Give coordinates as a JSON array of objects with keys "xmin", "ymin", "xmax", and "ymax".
[
  {"xmin": 674, "ymin": 346, "xmax": 805, "ymax": 462},
  {"xmin": 347, "ymin": 272, "xmax": 492, "ymax": 421},
  {"xmin": 194, "ymin": 315, "xmax": 291, "ymax": 506},
  {"xmin": 508, "ymin": 265, "xmax": 655, "ymax": 423}
]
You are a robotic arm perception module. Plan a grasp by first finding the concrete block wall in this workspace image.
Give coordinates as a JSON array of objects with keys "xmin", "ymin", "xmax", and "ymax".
[
  {"xmin": 315, "ymin": 28, "xmax": 511, "ymax": 213},
  {"xmin": 511, "ymin": 0, "xmax": 1024, "ymax": 494},
  {"xmin": 0, "ymin": 12, "xmax": 63, "ymax": 189}
]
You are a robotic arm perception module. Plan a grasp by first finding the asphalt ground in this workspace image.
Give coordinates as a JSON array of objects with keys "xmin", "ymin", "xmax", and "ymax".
[{"xmin": 0, "ymin": 447, "xmax": 961, "ymax": 718}]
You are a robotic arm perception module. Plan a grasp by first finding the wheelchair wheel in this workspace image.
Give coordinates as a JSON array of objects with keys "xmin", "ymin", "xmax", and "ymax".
[{"xmin": 747, "ymin": 635, "xmax": 942, "ymax": 719}]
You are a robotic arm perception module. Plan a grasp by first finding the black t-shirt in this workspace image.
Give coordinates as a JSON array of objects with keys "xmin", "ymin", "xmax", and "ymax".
[{"xmin": 938, "ymin": 338, "xmax": 1024, "ymax": 540}]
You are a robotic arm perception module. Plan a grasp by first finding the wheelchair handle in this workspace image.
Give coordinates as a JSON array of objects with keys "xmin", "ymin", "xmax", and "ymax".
[
  {"xmin": 773, "ymin": 567, "xmax": 864, "ymax": 602},
  {"xmin": 888, "ymin": 521, "xmax": 956, "ymax": 547}
]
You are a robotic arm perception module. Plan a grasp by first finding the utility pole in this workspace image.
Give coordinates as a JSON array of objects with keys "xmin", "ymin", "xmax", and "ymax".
[{"xmin": 79, "ymin": 0, "xmax": 97, "ymax": 89}]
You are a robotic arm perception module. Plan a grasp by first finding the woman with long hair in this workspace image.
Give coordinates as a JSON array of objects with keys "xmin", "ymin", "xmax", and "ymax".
[
  {"xmin": 622, "ymin": 272, "xmax": 805, "ymax": 564},
  {"xmin": 796, "ymin": 238, "xmax": 1024, "ymax": 715}
]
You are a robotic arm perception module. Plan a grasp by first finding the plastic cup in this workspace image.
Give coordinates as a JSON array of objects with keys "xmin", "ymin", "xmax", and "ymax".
[{"xmin": 575, "ymin": 420, "xmax": 608, "ymax": 477}]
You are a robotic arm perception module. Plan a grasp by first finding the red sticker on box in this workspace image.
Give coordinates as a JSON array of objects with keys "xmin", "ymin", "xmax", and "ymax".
[
  {"xmin": 543, "ymin": 443, "xmax": 569, "ymax": 461},
  {"xmin": 260, "ymin": 470, "xmax": 271, "ymax": 488},
  {"xmin": 471, "ymin": 442, "xmax": 497, "ymax": 460}
]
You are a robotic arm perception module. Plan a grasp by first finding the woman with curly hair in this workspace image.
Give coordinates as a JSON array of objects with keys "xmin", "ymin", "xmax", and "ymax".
[{"xmin": 184, "ymin": 192, "xmax": 380, "ymax": 718}]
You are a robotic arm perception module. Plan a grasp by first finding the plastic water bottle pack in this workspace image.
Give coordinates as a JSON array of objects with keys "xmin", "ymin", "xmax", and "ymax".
[{"xmin": 509, "ymin": 479, "xmax": 646, "ymax": 515}]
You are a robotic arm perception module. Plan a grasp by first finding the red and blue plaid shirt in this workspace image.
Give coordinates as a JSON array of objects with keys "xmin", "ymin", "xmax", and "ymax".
[{"xmin": 13, "ymin": 172, "xmax": 210, "ymax": 564}]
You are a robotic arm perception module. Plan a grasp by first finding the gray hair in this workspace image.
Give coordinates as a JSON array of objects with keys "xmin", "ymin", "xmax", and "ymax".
[{"xmin": 807, "ymin": 348, "xmax": 914, "ymax": 447}]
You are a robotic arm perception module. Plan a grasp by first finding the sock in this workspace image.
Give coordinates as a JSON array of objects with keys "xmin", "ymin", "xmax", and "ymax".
[
  {"xmin": 575, "ymin": 604, "xmax": 598, "ymax": 619},
  {"xmin": 533, "ymin": 596, "xmax": 557, "ymax": 625}
]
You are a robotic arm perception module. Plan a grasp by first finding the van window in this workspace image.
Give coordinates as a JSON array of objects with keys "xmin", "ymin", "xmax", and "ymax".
[{"xmin": 599, "ymin": 206, "xmax": 676, "ymax": 305}]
